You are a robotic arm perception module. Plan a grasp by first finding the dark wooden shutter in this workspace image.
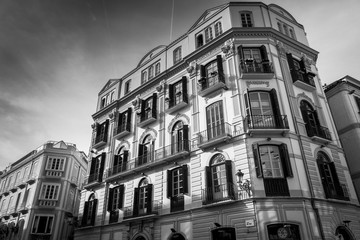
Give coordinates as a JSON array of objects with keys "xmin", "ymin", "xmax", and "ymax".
[
  {"xmin": 122, "ymin": 150, "xmax": 129, "ymax": 171},
  {"xmin": 126, "ymin": 108, "xmax": 132, "ymax": 132},
  {"xmin": 133, "ymin": 188, "xmax": 139, "ymax": 216},
  {"xmin": 205, "ymin": 166, "xmax": 213, "ymax": 189},
  {"xmin": 260, "ymin": 45, "xmax": 268, "ymax": 61},
  {"xmin": 140, "ymin": 99, "xmax": 145, "ymax": 122},
  {"xmin": 113, "ymin": 155, "xmax": 120, "ymax": 168},
  {"xmin": 200, "ymin": 65, "xmax": 206, "ymax": 90},
  {"xmin": 225, "ymin": 160, "xmax": 235, "ymax": 200},
  {"xmin": 138, "ymin": 144, "xmax": 144, "ymax": 166},
  {"xmin": 108, "ymin": 188, "xmax": 114, "ymax": 212},
  {"xmin": 182, "ymin": 164, "xmax": 189, "ymax": 194},
  {"xmin": 168, "ymin": 83, "xmax": 174, "ymax": 108},
  {"xmin": 354, "ymin": 96, "xmax": 360, "ymax": 111},
  {"xmin": 238, "ymin": 45, "xmax": 244, "ymax": 60},
  {"xmin": 90, "ymin": 199, "xmax": 98, "ymax": 226},
  {"xmin": 118, "ymin": 185, "xmax": 125, "ymax": 209},
  {"xmin": 167, "ymin": 170, "xmax": 172, "ymax": 198},
  {"xmin": 82, "ymin": 201, "xmax": 89, "ymax": 226},
  {"xmin": 279, "ymin": 144, "xmax": 293, "ymax": 177},
  {"xmin": 299, "ymin": 58, "xmax": 309, "ymax": 83},
  {"xmin": 317, "ymin": 162, "xmax": 331, "ymax": 198},
  {"xmin": 104, "ymin": 120, "xmax": 109, "ymax": 141},
  {"xmin": 329, "ymin": 162, "xmax": 345, "ymax": 197},
  {"xmin": 182, "ymin": 125, "xmax": 189, "ymax": 151},
  {"xmin": 286, "ymin": 53, "xmax": 297, "ymax": 82},
  {"xmin": 152, "ymin": 93, "xmax": 157, "ymax": 119},
  {"xmin": 99, "ymin": 153, "xmax": 106, "ymax": 182},
  {"xmin": 253, "ymin": 143, "xmax": 262, "ymax": 177},
  {"xmin": 182, "ymin": 76, "xmax": 188, "ymax": 103},
  {"xmin": 216, "ymin": 55, "xmax": 225, "ymax": 83},
  {"xmin": 270, "ymin": 89, "xmax": 283, "ymax": 128},
  {"xmin": 90, "ymin": 157, "xmax": 96, "ymax": 175},
  {"xmin": 300, "ymin": 101, "xmax": 311, "ymax": 135},
  {"xmin": 146, "ymin": 184, "xmax": 153, "ymax": 214}
]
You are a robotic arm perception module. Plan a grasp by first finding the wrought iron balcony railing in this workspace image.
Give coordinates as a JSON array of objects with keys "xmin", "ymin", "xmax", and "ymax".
[
  {"xmin": 240, "ymin": 60, "xmax": 273, "ymax": 74},
  {"xmin": 124, "ymin": 200, "xmax": 162, "ymax": 219},
  {"xmin": 305, "ymin": 124, "xmax": 332, "ymax": 141},
  {"xmin": 245, "ymin": 115, "xmax": 289, "ymax": 130},
  {"xmin": 155, "ymin": 140, "xmax": 190, "ymax": 160},
  {"xmin": 202, "ymin": 182, "xmax": 237, "ymax": 205},
  {"xmin": 197, "ymin": 122, "xmax": 232, "ymax": 148}
]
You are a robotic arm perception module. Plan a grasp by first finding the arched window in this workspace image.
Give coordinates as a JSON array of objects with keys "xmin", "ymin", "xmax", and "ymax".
[
  {"xmin": 214, "ymin": 22, "xmax": 222, "ymax": 37},
  {"xmin": 133, "ymin": 179, "xmax": 153, "ymax": 216},
  {"xmin": 141, "ymin": 71, "xmax": 147, "ymax": 84},
  {"xmin": 204, "ymin": 154, "xmax": 235, "ymax": 204},
  {"xmin": 112, "ymin": 146, "xmax": 128, "ymax": 174},
  {"xmin": 205, "ymin": 27, "xmax": 213, "ymax": 43},
  {"xmin": 171, "ymin": 121, "xmax": 189, "ymax": 153},
  {"xmin": 155, "ymin": 62, "xmax": 160, "ymax": 76},
  {"xmin": 82, "ymin": 193, "xmax": 98, "ymax": 227},
  {"xmin": 138, "ymin": 135, "xmax": 154, "ymax": 166},
  {"xmin": 317, "ymin": 152, "xmax": 348, "ymax": 200}
]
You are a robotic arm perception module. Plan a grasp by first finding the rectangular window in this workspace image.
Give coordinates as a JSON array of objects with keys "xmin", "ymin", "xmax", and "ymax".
[
  {"xmin": 108, "ymin": 185, "xmax": 125, "ymax": 212},
  {"xmin": 155, "ymin": 62, "xmax": 161, "ymax": 76},
  {"xmin": 95, "ymin": 120, "xmax": 109, "ymax": 144},
  {"xmin": 40, "ymin": 184, "xmax": 60, "ymax": 200},
  {"xmin": 46, "ymin": 157, "xmax": 65, "ymax": 171},
  {"xmin": 240, "ymin": 12, "xmax": 253, "ymax": 27},
  {"xmin": 101, "ymin": 96, "xmax": 107, "ymax": 108},
  {"xmin": 32, "ymin": 215, "xmax": 54, "ymax": 234},
  {"xmin": 173, "ymin": 47, "xmax": 182, "ymax": 65},
  {"xmin": 89, "ymin": 153, "xmax": 106, "ymax": 183},
  {"xmin": 124, "ymin": 80, "xmax": 131, "ymax": 95},
  {"xmin": 139, "ymin": 93, "xmax": 157, "ymax": 123},
  {"xmin": 148, "ymin": 65, "xmax": 154, "ymax": 80},
  {"xmin": 253, "ymin": 143, "xmax": 292, "ymax": 196}
]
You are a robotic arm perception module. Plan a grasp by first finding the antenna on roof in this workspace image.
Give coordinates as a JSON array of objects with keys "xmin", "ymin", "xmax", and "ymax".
[{"xmin": 170, "ymin": 0, "xmax": 175, "ymax": 42}]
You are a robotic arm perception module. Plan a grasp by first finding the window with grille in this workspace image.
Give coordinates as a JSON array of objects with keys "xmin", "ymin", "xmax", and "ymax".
[
  {"xmin": 32, "ymin": 215, "xmax": 54, "ymax": 234},
  {"xmin": 39, "ymin": 184, "xmax": 60, "ymax": 200},
  {"xmin": 240, "ymin": 12, "xmax": 253, "ymax": 27},
  {"xmin": 46, "ymin": 157, "xmax": 65, "ymax": 171}
]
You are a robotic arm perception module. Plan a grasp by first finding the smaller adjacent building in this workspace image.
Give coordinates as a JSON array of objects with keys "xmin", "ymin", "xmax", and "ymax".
[
  {"xmin": 0, "ymin": 140, "xmax": 87, "ymax": 240},
  {"xmin": 325, "ymin": 75, "xmax": 360, "ymax": 199}
]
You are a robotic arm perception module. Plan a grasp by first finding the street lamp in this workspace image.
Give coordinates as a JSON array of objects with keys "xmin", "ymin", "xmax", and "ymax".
[{"xmin": 236, "ymin": 169, "xmax": 251, "ymax": 196}]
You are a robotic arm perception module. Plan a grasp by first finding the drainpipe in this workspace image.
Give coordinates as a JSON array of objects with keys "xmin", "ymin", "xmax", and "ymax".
[{"xmin": 281, "ymin": 60, "xmax": 326, "ymax": 240}]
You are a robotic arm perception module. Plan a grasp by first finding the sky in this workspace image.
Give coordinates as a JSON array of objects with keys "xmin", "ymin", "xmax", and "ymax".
[{"xmin": 0, "ymin": 0, "xmax": 359, "ymax": 170}]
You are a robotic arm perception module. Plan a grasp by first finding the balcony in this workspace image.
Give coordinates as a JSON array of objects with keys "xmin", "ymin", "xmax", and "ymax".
[
  {"xmin": 264, "ymin": 178, "xmax": 290, "ymax": 197},
  {"xmin": 84, "ymin": 172, "xmax": 103, "ymax": 189},
  {"xmin": 39, "ymin": 199, "xmax": 58, "ymax": 207},
  {"xmin": 9, "ymin": 185, "xmax": 17, "ymax": 193},
  {"xmin": 45, "ymin": 170, "xmax": 63, "ymax": 177},
  {"xmin": 18, "ymin": 203, "xmax": 29, "ymax": 214},
  {"xmin": 293, "ymin": 71, "xmax": 316, "ymax": 91},
  {"xmin": 26, "ymin": 174, "xmax": 37, "ymax": 184},
  {"xmin": 198, "ymin": 74, "xmax": 227, "ymax": 97},
  {"xmin": 165, "ymin": 97, "xmax": 188, "ymax": 114},
  {"xmin": 70, "ymin": 176, "xmax": 79, "ymax": 187},
  {"xmin": 245, "ymin": 115, "xmax": 289, "ymax": 136},
  {"xmin": 113, "ymin": 124, "xmax": 131, "ymax": 140},
  {"xmin": 305, "ymin": 124, "xmax": 332, "ymax": 144},
  {"xmin": 17, "ymin": 180, "xmax": 26, "ymax": 189},
  {"xmin": 93, "ymin": 132, "xmax": 108, "ymax": 150},
  {"xmin": 138, "ymin": 111, "xmax": 157, "ymax": 128},
  {"xmin": 123, "ymin": 200, "xmax": 162, "ymax": 220},
  {"xmin": 240, "ymin": 60, "xmax": 274, "ymax": 79},
  {"xmin": 155, "ymin": 140, "xmax": 190, "ymax": 162},
  {"xmin": 202, "ymin": 183, "xmax": 237, "ymax": 205},
  {"xmin": 197, "ymin": 123, "xmax": 232, "ymax": 149}
]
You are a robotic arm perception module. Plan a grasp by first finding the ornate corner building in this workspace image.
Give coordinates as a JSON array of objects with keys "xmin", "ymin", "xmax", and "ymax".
[
  {"xmin": 75, "ymin": 2, "xmax": 360, "ymax": 240},
  {"xmin": 0, "ymin": 141, "xmax": 88, "ymax": 240}
]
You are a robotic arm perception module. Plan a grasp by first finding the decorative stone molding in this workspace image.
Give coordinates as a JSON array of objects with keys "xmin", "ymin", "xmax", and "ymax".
[
  {"xmin": 246, "ymin": 81, "xmax": 270, "ymax": 88},
  {"xmin": 139, "ymin": 128, "xmax": 158, "ymax": 143},
  {"xmin": 297, "ymin": 92, "xmax": 315, "ymax": 107},
  {"xmin": 221, "ymin": 39, "xmax": 235, "ymax": 58},
  {"xmin": 115, "ymin": 140, "xmax": 131, "ymax": 153},
  {"xmin": 167, "ymin": 113, "xmax": 190, "ymax": 133},
  {"xmin": 186, "ymin": 61, "xmax": 197, "ymax": 76}
]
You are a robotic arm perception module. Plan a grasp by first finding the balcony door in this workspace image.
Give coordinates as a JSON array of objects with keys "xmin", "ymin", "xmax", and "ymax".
[
  {"xmin": 206, "ymin": 101, "xmax": 224, "ymax": 139},
  {"xmin": 300, "ymin": 100, "xmax": 320, "ymax": 136},
  {"xmin": 138, "ymin": 135, "xmax": 154, "ymax": 166}
]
